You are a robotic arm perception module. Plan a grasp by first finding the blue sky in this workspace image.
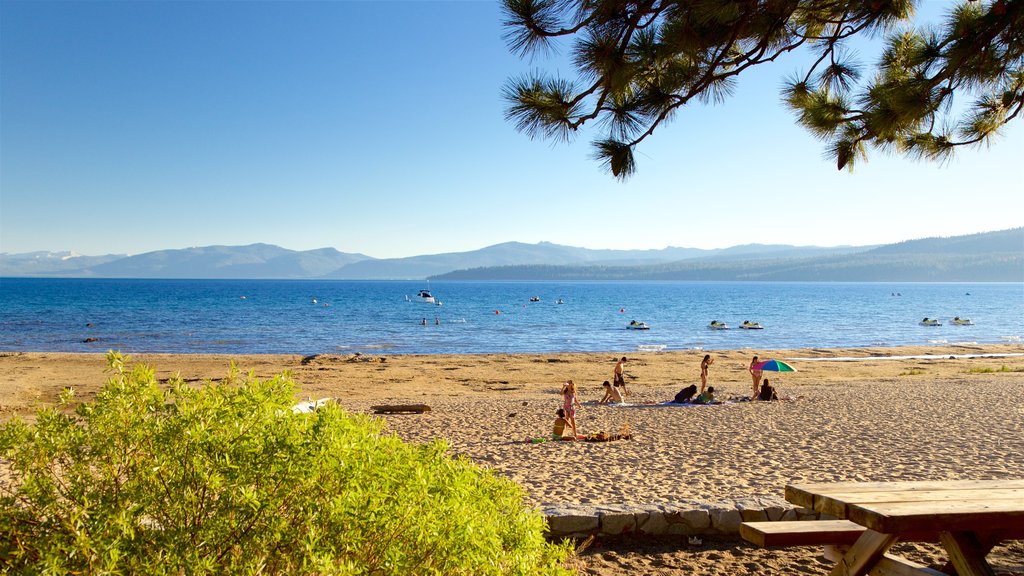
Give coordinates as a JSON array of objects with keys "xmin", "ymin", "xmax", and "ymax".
[{"xmin": 2, "ymin": 0, "xmax": 1022, "ymax": 259}]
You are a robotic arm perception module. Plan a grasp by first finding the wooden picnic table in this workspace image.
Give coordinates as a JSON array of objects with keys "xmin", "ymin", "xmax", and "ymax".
[{"xmin": 785, "ymin": 479, "xmax": 1024, "ymax": 576}]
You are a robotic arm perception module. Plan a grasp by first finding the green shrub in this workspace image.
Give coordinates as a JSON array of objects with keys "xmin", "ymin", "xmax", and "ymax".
[{"xmin": 0, "ymin": 352, "xmax": 571, "ymax": 575}]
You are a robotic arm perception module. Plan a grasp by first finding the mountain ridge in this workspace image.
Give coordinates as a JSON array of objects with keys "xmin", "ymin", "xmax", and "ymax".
[{"xmin": 1, "ymin": 228, "xmax": 1020, "ymax": 281}]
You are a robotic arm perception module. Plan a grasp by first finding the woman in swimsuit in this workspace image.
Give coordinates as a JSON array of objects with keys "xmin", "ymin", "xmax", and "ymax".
[
  {"xmin": 749, "ymin": 355, "xmax": 762, "ymax": 400},
  {"xmin": 700, "ymin": 354, "xmax": 714, "ymax": 393}
]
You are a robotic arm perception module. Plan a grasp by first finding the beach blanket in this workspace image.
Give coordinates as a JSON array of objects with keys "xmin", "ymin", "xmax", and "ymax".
[
  {"xmin": 525, "ymin": 432, "xmax": 633, "ymax": 443},
  {"xmin": 606, "ymin": 400, "xmax": 738, "ymax": 408}
]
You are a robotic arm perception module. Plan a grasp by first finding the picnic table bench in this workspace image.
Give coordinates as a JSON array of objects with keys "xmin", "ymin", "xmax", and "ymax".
[{"xmin": 741, "ymin": 479, "xmax": 1024, "ymax": 576}]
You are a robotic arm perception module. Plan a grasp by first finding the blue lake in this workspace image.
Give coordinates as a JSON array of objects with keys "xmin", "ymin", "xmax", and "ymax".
[{"xmin": 0, "ymin": 278, "xmax": 1021, "ymax": 355}]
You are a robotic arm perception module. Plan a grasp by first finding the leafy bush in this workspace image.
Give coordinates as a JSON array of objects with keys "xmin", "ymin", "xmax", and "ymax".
[{"xmin": 0, "ymin": 352, "xmax": 571, "ymax": 575}]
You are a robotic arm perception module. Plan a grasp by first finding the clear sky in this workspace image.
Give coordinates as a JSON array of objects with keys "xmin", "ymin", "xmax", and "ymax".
[{"xmin": 2, "ymin": 0, "xmax": 1022, "ymax": 259}]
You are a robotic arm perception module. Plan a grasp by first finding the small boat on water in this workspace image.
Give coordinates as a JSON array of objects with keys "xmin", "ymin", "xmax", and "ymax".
[
  {"xmin": 708, "ymin": 320, "xmax": 729, "ymax": 330},
  {"xmin": 411, "ymin": 290, "xmax": 440, "ymax": 305},
  {"xmin": 739, "ymin": 320, "xmax": 764, "ymax": 330},
  {"xmin": 951, "ymin": 316, "xmax": 975, "ymax": 326},
  {"xmin": 919, "ymin": 317, "xmax": 942, "ymax": 326},
  {"xmin": 529, "ymin": 296, "xmax": 540, "ymax": 302},
  {"xmin": 627, "ymin": 320, "xmax": 650, "ymax": 330}
]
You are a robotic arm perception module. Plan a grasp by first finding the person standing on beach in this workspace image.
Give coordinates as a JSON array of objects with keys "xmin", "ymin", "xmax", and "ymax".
[
  {"xmin": 700, "ymin": 354, "xmax": 714, "ymax": 393},
  {"xmin": 749, "ymin": 355, "xmax": 762, "ymax": 400},
  {"xmin": 561, "ymin": 380, "xmax": 582, "ymax": 438},
  {"xmin": 613, "ymin": 356, "xmax": 628, "ymax": 396}
]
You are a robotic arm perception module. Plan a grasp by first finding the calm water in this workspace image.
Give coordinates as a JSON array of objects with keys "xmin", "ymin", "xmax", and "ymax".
[{"xmin": 1, "ymin": 278, "xmax": 1021, "ymax": 355}]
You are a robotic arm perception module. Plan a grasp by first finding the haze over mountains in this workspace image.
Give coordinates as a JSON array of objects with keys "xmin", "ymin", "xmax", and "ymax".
[{"xmin": 1, "ymin": 228, "xmax": 1021, "ymax": 282}]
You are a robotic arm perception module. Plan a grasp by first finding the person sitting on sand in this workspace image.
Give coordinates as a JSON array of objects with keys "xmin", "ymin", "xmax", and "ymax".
[
  {"xmin": 673, "ymin": 384, "xmax": 698, "ymax": 404},
  {"xmin": 552, "ymin": 408, "xmax": 572, "ymax": 439},
  {"xmin": 561, "ymin": 380, "xmax": 582, "ymax": 437},
  {"xmin": 758, "ymin": 378, "xmax": 778, "ymax": 401},
  {"xmin": 599, "ymin": 380, "xmax": 623, "ymax": 404},
  {"xmin": 692, "ymin": 386, "xmax": 717, "ymax": 405}
]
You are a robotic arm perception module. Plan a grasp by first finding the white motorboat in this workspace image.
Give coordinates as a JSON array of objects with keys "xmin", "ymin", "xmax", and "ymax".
[{"xmin": 413, "ymin": 290, "xmax": 438, "ymax": 305}]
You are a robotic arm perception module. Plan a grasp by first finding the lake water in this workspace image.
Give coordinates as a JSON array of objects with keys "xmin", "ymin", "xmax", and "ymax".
[{"xmin": 1, "ymin": 279, "xmax": 1021, "ymax": 355}]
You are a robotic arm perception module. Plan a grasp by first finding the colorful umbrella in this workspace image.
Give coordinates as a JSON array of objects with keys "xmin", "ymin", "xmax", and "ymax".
[{"xmin": 753, "ymin": 359, "xmax": 797, "ymax": 372}]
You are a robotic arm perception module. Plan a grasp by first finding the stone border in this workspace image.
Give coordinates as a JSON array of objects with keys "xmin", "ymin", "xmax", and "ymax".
[{"xmin": 543, "ymin": 496, "xmax": 825, "ymax": 538}]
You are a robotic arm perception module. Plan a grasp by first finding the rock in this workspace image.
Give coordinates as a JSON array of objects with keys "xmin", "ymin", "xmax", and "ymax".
[
  {"xmin": 766, "ymin": 506, "xmax": 788, "ymax": 521},
  {"xmin": 664, "ymin": 507, "xmax": 711, "ymax": 535},
  {"xmin": 637, "ymin": 510, "xmax": 668, "ymax": 535},
  {"xmin": 710, "ymin": 508, "xmax": 743, "ymax": 533},
  {"xmin": 735, "ymin": 498, "xmax": 770, "ymax": 522},
  {"xmin": 545, "ymin": 506, "xmax": 599, "ymax": 537},
  {"xmin": 599, "ymin": 511, "xmax": 637, "ymax": 535},
  {"xmin": 796, "ymin": 507, "xmax": 818, "ymax": 521}
]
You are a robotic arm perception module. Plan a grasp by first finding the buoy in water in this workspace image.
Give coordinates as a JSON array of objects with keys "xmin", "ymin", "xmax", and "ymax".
[
  {"xmin": 495, "ymin": 310, "xmax": 500, "ymax": 315},
  {"xmin": 620, "ymin": 308, "xmax": 625, "ymax": 313}
]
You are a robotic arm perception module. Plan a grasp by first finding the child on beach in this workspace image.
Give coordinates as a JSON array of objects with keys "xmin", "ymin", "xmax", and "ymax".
[
  {"xmin": 700, "ymin": 354, "xmax": 714, "ymax": 393},
  {"xmin": 749, "ymin": 355, "xmax": 762, "ymax": 400},
  {"xmin": 613, "ymin": 357, "xmax": 628, "ymax": 396},
  {"xmin": 692, "ymin": 386, "xmax": 717, "ymax": 405},
  {"xmin": 599, "ymin": 380, "xmax": 624, "ymax": 404},
  {"xmin": 552, "ymin": 408, "xmax": 572, "ymax": 439},
  {"xmin": 560, "ymin": 380, "xmax": 582, "ymax": 437}
]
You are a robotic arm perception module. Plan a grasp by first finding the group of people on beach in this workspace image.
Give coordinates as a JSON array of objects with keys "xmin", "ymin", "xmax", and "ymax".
[
  {"xmin": 551, "ymin": 353, "xmax": 781, "ymax": 439},
  {"xmin": 553, "ymin": 357, "xmax": 629, "ymax": 439},
  {"xmin": 678, "ymin": 353, "xmax": 779, "ymax": 403}
]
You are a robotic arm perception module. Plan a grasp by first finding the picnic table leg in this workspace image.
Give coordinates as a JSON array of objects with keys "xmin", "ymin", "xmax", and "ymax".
[
  {"xmin": 829, "ymin": 529, "xmax": 900, "ymax": 576},
  {"xmin": 939, "ymin": 531, "xmax": 997, "ymax": 576}
]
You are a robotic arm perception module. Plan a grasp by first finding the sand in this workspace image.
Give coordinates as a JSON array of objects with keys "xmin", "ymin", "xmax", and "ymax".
[{"xmin": 2, "ymin": 344, "xmax": 1023, "ymax": 574}]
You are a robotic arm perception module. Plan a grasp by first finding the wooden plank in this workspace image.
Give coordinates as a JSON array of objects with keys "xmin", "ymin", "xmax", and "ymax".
[
  {"xmin": 939, "ymin": 531, "xmax": 996, "ymax": 576},
  {"xmin": 847, "ymin": 500, "xmax": 1024, "ymax": 534},
  {"xmin": 823, "ymin": 547, "xmax": 948, "ymax": 576},
  {"xmin": 789, "ymin": 480, "xmax": 1024, "ymax": 497},
  {"xmin": 787, "ymin": 481, "xmax": 1024, "ymax": 523},
  {"xmin": 787, "ymin": 481, "xmax": 1024, "ymax": 507},
  {"xmin": 801, "ymin": 488, "xmax": 1024, "ymax": 520},
  {"xmin": 830, "ymin": 529, "xmax": 900, "ymax": 576},
  {"xmin": 806, "ymin": 488, "xmax": 1024, "ymax": 506},
  {"xmin": 370, "ymin": 404, "xmax": 431, "ymax": 414},
  {"xmin": 939, "ymin": 529, "xmax": 1013, "ymax": 575},
  {"xmin": 739, "ymin": 520, "xmax": 866, "ymax": 547}
]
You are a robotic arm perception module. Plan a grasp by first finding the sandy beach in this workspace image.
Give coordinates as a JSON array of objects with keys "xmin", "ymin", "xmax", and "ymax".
[{"xmin": 2, "ymin": 344, "xmax": 1023, "ymax": 574}]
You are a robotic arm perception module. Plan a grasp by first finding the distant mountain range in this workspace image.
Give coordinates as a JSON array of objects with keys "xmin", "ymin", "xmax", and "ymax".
[{"xmin": 1, "ymin": 228, "xmax": 1021, "ymax": 282}]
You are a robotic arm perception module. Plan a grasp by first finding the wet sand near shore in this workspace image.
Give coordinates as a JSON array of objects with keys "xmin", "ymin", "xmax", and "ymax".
[{"xmin": 2, "ymin": 344, "xmax": 1022, "ymax": 574}]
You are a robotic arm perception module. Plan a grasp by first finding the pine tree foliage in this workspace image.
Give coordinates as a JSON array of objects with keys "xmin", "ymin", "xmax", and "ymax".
[{"xmin": 502, "ymin": 0, "xmax": 1024, "ymax": 177}]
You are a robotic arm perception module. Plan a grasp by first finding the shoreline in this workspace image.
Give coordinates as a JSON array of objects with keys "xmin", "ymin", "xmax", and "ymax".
[{"xmin": 3, "ymin": 342, "xmax": 1024, "ymax": 412}]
